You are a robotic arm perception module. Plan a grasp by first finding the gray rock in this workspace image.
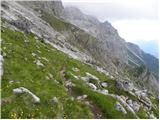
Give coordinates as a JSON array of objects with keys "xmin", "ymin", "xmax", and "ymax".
[
  {"xmin": 48, "ymin": 73, "xmax": 53, "ymax": 78},
  {"xmin": 24, "ymin": 39, "xmax": 29, "ymax": 43},
  {"xmin": 0, "ymin": 54, "xmax": 4, "ymax": 76},
  {"xmin": 41, "ymin": 57, "xmax": 49, "ymax": 62},
  {"xmin": 32, "ymin": 52, "xmax": 36, "ymax": 57},
  {"xmin": 11, "ymin": 17, "xmax": 32, "ymax": 33},
  {"xmin": 34, "ymin": 60, "xmax": 44, "ymax": 67},
  {"xmin": 98, "ymin": 89, "xmax": 108, "ymax": 95},
  {"xmin": 101, "ymin": 82, "xmax": 108, "ymax": 87},
  {"xmin": 72, "ymin": 67, "xmax": 79, "ymax": 72},
  {"xmin": 127, "ymin": 99, "xmax": 133, "ymax": 106},
  {"xmin": 45, "ymin": 76, "xmax": 50, "ymax": 80},
  {"xmin": 2, "ymin": 51, "xmax": 7, "ymax": 57},
  {"xmin": 115, "ymin": 102, "xmax": 127, "ymax": 114},
  {"xmin": 132, "ymin": 101, "xmax": 140, "ymax": 112},
  {"xmin": 13, "ymin": 87, "xmax": 40, "ymax": 103},
  {"xmin": 82, "ymin": 94, "xmax": 88, "ymax": 99},
  {"xmin": 77, "ymin": 94, "xmax": 87, "ymax": 100},
  {"xmin": 87, "ymin": 83, "xmax": 97, "ymax": 90},
  {"xmin": 149, "ymin": 112, "xmax": 157, "ymax": 119},
  {"xmin": 70, "ymin": 96, "xmax": 74, "ymax": 101},
  {"xmin": 34, "ymin": 36, "xmax": 38, "ymax": 40},
  {"xmin": 52, "ymin": 97, "xmax": 58, "ymax": 103},
  {"xmin": 84, "ymin": 101, "xmax": 90, "ymax": 105},
  {"xmin": 9, "ymin": 80, "xmax": 14, "ymax": 84},
  {"xmin": 123, "ymin": 81, "xmax": 134, "ymax": 91},
  {"xmin": 86, "ymin": 72, "xmax": 99, "ymax": 81},
  {"xmin": 116, "ymin": 81, "xmax": 124, "ymax": 89}
]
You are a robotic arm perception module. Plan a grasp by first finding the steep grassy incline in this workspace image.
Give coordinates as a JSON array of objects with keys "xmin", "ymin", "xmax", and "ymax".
[{"xmin": 1, "ymin": 22, "xmax": 155, "ymax": 119}]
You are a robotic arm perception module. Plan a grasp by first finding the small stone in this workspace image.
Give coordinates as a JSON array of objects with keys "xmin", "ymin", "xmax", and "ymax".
[
  {"xmin": 110, "ymin": 75, "xmax": 114, "ymax": 79},
  {"xmin": 34, "ymin": 36, "xmax": 38, "ymax": 40},
  {"xmin": 36, "ymin": 45, "xmax": 40, "ymax": 49},
  {"xmin": 72, "ymin": 67, "xmax": 79, "ymax": 72},
  {"xmin": 2, "ymin": 52, "xmax": 7, "ymax": 57},
  {"xmin": 70, "ymin": 97, "xmax": 74, "ymax": 101},
  {"xmin": 3, "ymin": 47, "xmax": 6, "ymax": 50},
  {"xmin": 54, "ymin": 80, "xmax": 59, "ymax": 84},
  {"xmin": 9, "ymin": 80, "xmax": 14, "ymax": 84},
  {"xmin": 77, "ymin": 96, "xmax": 82, "ymax": 100},
  {"xmin": 115, "ymin": 102, "xmax": 127, "ymax": 114},
  {"xmin": 86, "ymin": 72, "xmax": 99, "ymax": 81},
  {"xmin": 24, "ymin": 57, "xmax": 28, "ymax": 61},
  {"xmin": 13, "ymin": 87, "xmax": 28, "ymax": 94},
  {"xmin": 84, "ymin": 101, "xmax": 90, "ymax": 105},
  {"xmin": 101, "ymin": 82, "xmax": 108, "ymax": 87},
  {"xmin": 87, "ymin": 83, "xmax": 97, "ymax": 90},
  {"xmin": 37, "ymin": 50, "xmax": 41, "ymax": 53},
  {"xmin": 82, "ymin": 94, "xmax": 87, "ymax": 99},
  {"xmin": 127, "ymin": 99, "xmax": 133, "ymax": 105},
  {"xmin": 48, "ymin": 73, "xmax": 53, "ymax": 78},
  {"xmin": 102, "ymin": 89, "xmax": 108, "ymax": 95},
  {"xmin": 132, "ymin": 101, "xmax": 140, "ymax": 112},
  {"xmin": 34, "ymin": 60, "xmax": 44, "ymax": 67},
  {"xmin": 41, "ymin": 57, "xmax": 49, "ymax": 62},
  {"xmin": 32, "ymin": 52, "xmax": 36, "ymax": 57},
  {"xmin": 52, "ymin": 97, "xmax": 58, "ymax": 103},
  {"xmin": 149, "ymin": 112, "xmax": 157, "ymax": 119},
  {"xmin": 120, "ymin": 95, "xmax": 126, "ymax": 101},
  {"xmin": 24, "ymin": 39, "xmax": 29, "ymax": 43},
  {"xmin": 45, "ymin": 76, "xmax": 50, "ymax": 80}
]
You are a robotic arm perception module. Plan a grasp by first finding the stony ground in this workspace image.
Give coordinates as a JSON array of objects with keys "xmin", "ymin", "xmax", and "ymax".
[{"xmin": 1, "ymin": 20, "xmax": 159, "ymax": 119}]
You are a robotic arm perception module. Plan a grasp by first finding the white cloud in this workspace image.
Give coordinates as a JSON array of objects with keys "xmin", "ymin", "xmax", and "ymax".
[
  {"xmin": 62, "ymin": 0, "xmax": 158, "ymax": 21},
  {"xmin": 112, "ymin": 19, "xmax": 159, "ymax": 42}
]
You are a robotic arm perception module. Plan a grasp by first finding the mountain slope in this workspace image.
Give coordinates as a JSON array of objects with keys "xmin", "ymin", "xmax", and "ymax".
[
  {"xmin": 127, "ymin": 42, "xmax": 159, "ymax": 80},
  {"xmin": 63, "ymin": 6, "xmax": 159, "ymax": 96},
  {"xmin": 1, "ymin": 1, "xmax": 159, "ymax": 119}
]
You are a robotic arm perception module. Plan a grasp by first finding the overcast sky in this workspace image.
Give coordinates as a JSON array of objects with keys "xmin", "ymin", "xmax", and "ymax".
[{"xmin": 62, "ymin": 0, "xmax": 159, "ymax": 57}]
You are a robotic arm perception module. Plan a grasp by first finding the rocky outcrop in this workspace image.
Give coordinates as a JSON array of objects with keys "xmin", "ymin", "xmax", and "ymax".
[
  {"xmin": 13, "ymin": 87, "xmax": 40, "ymax": 103},
  {"xmin": 18, "ymin": 1, "xmax": 64, "ymax": 18},
  {"xmin": 64, "ymin": 7, "xmax": 128, "ymax": 70}
]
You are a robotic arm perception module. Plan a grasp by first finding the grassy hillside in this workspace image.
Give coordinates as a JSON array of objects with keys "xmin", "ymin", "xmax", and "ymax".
[{"xmin": 1, "ymin": 21, "xmax": 158, "ymax": 119}]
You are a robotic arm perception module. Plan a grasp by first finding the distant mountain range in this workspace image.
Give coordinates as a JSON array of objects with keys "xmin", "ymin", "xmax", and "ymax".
[{"xmin": 131, "ymin": 40, "xmax": 159, "ymax": 59}]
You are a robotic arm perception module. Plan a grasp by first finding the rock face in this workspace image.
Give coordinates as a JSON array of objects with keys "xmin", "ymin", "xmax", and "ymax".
[
  {"xmin": 18, "ymin": 1, "xmax": 64, "ymax": 17},
  {"xmin": 64, "ymin": 7, "xmax": 128, "ymax": 73},
  {"xmin": 13, "ymin": 87, "xmax": 40, "ymax": 103}
]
